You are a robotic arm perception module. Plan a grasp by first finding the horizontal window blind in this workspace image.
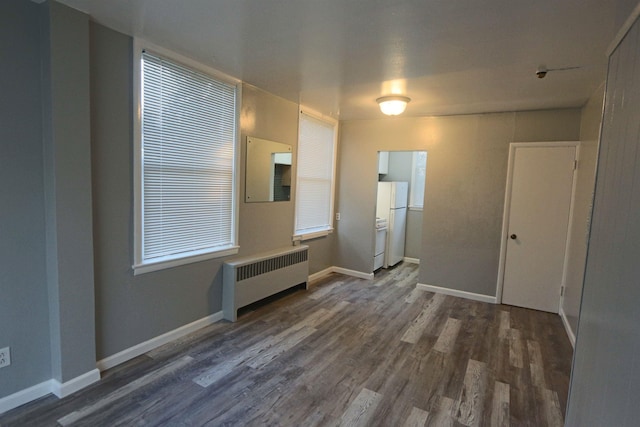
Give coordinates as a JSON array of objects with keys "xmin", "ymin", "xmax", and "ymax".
[
  {"xmin": 295, "ymin": 112, "xmax": 336, "ymax": 235},
  {"xmin": 141, "ymin": 51, "xmax": 236, "ymax": 262}
]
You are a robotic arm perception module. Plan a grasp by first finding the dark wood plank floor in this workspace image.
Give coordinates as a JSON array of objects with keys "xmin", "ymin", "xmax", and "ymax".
[{"xmin": 0, "ymin": 263, "xmax": 573, "ymax": 426}]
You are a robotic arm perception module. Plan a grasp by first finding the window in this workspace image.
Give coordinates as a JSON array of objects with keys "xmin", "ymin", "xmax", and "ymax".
[
  {"xmin": 409, "ymin": 151, "xmax": 427, "ymax": 209},
  {"xmin": 133, "ymin": 42, "xmax": 240, "ymax": 274},
  {"xmin": 294, "ymin": 110, "xmax": 338, "ymax": 240}
]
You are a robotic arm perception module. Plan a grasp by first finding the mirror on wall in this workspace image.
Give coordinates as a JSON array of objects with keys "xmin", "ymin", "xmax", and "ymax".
[{"xmin": 245, "ymin": 136, "xmax": 292, "ymax": 202}]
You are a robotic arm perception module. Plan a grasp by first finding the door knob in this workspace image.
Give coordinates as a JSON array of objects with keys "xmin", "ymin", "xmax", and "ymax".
[{"xmin": 510, "ymin": 234, "xmax": 517, "ymax": 240}]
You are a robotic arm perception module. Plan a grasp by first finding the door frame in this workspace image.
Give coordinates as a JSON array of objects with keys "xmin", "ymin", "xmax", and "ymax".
[{"xmin": 495, "ymin": 141, "xmax": 580, "ymax": 311}]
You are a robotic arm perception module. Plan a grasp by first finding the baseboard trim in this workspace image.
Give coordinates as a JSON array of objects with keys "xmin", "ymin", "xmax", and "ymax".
[
  {"xmin": 97, "ymin": 311, "xmax": 224, "ymax": 372},
  {"xmin": 0, "ymin": 380, "xmax": 53, "ymax": 415},
  {"xmin": 0, "ymin": 367, "xmax": 103, "ymax": 414},
  {"xmin": 309, "ymin": 266, "xmax": 374, "ymax": 282},
  {"xmin": 559, "ymin": 306, "xmax": 576, "ymax": 348},
  {"xmin": 308, "ymin": 267, "xmax": 335, "ymax": 283},
  {"xmin": 51, "ymin": 369, "xmax": 101, "ymax": 399},
  {"xmin": 1, "ymin": 312, "xmax": 226, "ymax": 414},
  {"xmin": 0, "ymin": 369, "xmax": 100, "ymax": 414},
  {"xmin": 403, "ymin": 257, "xmax": 420, "ymax": 264},
  {"xmin": 332, "ymin": 267, "xmax": 374, "ymax": 280},
  {"xmin": 417, "ymin": 283, "xmax": 497, "ymax": 304}
]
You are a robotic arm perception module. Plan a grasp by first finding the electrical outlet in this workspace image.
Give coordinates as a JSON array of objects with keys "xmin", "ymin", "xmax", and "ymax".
[
  {"xmin": 0, "ymin": 347, "xmax": 10, "ymax": 368},
  {"xmin": 336, "ymin": 212, "xmax": 341, "ymax": 221}
]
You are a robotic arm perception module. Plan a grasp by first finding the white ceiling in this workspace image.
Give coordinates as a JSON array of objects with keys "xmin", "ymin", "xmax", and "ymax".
[{"xmin": 57, "ymin": 0, "xmax": 635, "ymax": 120}]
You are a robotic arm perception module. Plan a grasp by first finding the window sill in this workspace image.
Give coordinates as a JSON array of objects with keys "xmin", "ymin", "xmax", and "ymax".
[
  {"xmin": 133, "ymin": 245, "xmax": 240, "ymax": 275},
  {"xmin": 293, "ymin": 228, "xmax": 333, "ymax": 242}
]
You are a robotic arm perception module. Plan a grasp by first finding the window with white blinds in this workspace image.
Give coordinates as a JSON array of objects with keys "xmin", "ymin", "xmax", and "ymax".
[
  {"xmin": 134, "ymin": 47, "xmax": 239, "ymax": 274},
  {"xmin": 294, "ymin": 111, "xmax": 337, "ymax": 239}
]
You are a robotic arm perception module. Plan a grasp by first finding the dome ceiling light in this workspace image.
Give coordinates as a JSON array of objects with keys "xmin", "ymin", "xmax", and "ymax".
[{"xmin": 376, "ymin": 95, "xmax": 411, "ymax": 116}]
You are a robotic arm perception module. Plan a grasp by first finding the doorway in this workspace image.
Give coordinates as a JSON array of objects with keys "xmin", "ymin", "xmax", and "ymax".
[
  {"xmin": 497, "ymin": 142, "xmax": 578, "ymax": 313},
  {"xmin": 375, "ymin": 151, "xmax": 426, "ymax": 271}
]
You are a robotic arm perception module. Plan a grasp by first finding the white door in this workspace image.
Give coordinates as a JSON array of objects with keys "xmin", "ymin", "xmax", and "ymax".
[{"xmin": 500, "ymin": 144, "xmax": 577, "ymax": 313}]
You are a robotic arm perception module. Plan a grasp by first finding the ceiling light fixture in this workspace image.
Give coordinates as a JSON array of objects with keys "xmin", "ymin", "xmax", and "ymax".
[{"xmin": 376, "ymin": 95, "xmax": 411, "ymax": 116}]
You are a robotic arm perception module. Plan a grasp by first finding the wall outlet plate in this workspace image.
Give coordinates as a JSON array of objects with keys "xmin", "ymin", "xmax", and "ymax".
[{"xmin": 0, "ymin": 347, "xmax": 10, "ymax": 368}]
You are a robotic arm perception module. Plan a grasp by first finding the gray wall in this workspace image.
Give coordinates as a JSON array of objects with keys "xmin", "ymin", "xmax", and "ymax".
[
  {"xmin": 566, "ymin": 13, "xmax": 640, "ymax": 426},
  {"xmin": 42, "ymin": 0, "xmax": 97, "ymax": 383},
  {"xmin": 92, "ymin": 23, "xmax": 234, "ymax": 360},
  {"xmin": 0, "ymin": 0, "xmax": 51, "ymax": 398},
  {"xmin": 404, "ymin": 210, "xmax": 423, "ymax": 260},
  {"xmin": 381, "ymin": 151, "xmax": 413, "ymax": 182},
  {"xmin": 91, "ymin": 25, "xmax": 333, "ymax": 360},
  {"xmin": 239, "ymin": 85, "xmax": 333, "ymax": 274},
  {"xmin": 239, "ymin": 85, "xmax": 299, "ymax": 252},
  {"xmin": 562, "ymin": 83, "xmax": 605, "ymax": 337},
  {"xmin": 1, "ymin": 0, "xmax": 97, "ymax": 399},
  {"xmin": 337, "ymin": 110, "xmax": 581, "ymax": 296}
]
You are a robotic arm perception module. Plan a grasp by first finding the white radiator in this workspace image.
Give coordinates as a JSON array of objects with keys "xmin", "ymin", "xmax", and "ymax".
[{"xmin": 222, "ymin": 245, "xmax": 309, "ymax": 321}]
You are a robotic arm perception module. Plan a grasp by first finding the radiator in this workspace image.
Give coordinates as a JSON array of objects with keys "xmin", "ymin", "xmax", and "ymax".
[{"xmin": 222, "ymin": 245, "xmax": 309, "ymax": 321}]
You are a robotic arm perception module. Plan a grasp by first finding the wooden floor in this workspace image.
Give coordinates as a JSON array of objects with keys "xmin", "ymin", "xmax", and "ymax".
[{"xmin": 1, "ymin": 263, "xmax": 573, "ymax": 426}]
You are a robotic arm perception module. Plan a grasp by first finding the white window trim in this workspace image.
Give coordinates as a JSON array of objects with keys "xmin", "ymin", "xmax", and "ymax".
[
  {"xmin": 132, "ymin": 39, "xmax": 242, "ymax": 275},
  {"xmin": 293, "ymin": 228, "xmax": 334, "ymax": 242},
  {"xmin": 293, "ymin": 107, "xmax": 338, "ymax": 241}
]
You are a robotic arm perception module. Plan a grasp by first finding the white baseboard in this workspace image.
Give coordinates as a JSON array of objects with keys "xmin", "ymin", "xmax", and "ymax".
[
  {"xmin": 331, "ymin": 267, "xmax": 374, "ymax": 280},
  {"xmin": 97, "ymin": 311, "xmax": 224, "ymax": 372},
  {"xmin": 417, "ymin": 283, "xmax": 497, "ymax": 304},
  {"xmin": 1, "ymin": 311, "xmax": 225, "ymax": 414},
  {"xmin": 0, "ymin": 380, "xmax": 53, "ymax": 415},
  {"xmin": 559, "ymin": 306, "xmax": 576, "ymax": 348},
  {"xmin": 308, "ymin": 266, "xmax": 374, "ymax": 282},
  {"xmin": 308, "ymin": 267, "xmax": 335, "ymax": 283},
  {"xmin": 51, "ymin": 369, "xmax": 101, "ymax": 398},
  {"xmin": 403, "ymin": 257, "xmax": 420, "ymax": 264},
  {"xmin": 0, "ymin": 367, "xmax": 101, "ymax": 415}
]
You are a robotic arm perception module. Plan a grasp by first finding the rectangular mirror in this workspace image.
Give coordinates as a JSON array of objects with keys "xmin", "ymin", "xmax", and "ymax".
[{"xmin": 245, "ymin": 136, "xmax": 292, "ymax": 202}]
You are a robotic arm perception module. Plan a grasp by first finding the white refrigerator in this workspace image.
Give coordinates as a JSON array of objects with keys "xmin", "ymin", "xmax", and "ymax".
[{"xmin": 376, "ymin": 181, "xmax": 408, "ymax": 268}]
